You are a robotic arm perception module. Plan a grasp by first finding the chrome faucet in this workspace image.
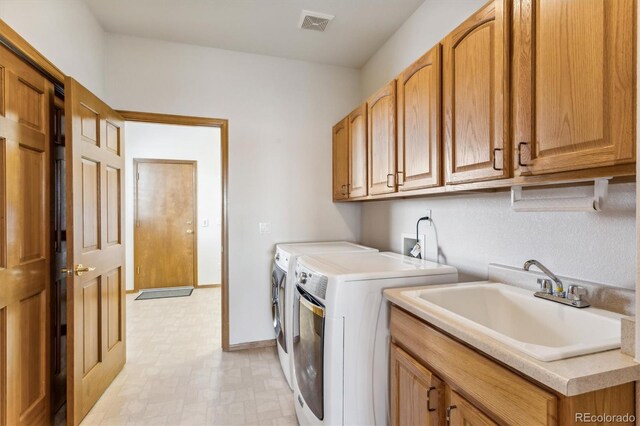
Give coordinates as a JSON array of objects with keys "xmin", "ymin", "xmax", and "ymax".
[
  {"xmin": 523, "ymin": 259, "xmax": 590, "ymax": 308},
  {"xmin": 523, "ymin": 259, "xmax": 564, "ymax": 296}
]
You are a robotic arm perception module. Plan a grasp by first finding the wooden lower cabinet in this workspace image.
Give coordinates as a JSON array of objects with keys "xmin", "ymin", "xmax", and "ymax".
[
  {"xmin": 447, "ymin": 390, "xmax": 496, "ymax": 426},
  {"xmin": 390, "ymin": 344, "xmax": 444, "ymax": 425},
  {"xmin": 389, "ymin": 306, "xmax": 636, "ymax": 426}
]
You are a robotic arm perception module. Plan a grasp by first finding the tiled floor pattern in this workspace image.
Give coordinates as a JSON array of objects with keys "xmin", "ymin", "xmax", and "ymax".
[{"xmin": 80, "ymin": 288, "xmax": 297, "ymax": 425}]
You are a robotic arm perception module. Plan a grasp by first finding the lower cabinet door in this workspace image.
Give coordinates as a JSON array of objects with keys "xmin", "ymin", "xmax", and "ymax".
[
  {"xmin": 447, "ymin": 390, "xmax": 497, "ymax": 426},
  {"xmin": 390, "ymin": 343, "xmax": 443, "ymax": 426}
]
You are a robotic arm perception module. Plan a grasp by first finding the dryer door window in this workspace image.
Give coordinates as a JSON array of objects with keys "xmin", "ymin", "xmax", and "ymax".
[
  {"xmin": 271, "ymin": 263, "xmax": 286, "ymax": 337},
  {"xmin": 293, "ymin": 285, "xmax": 325, "ymax": 420}
]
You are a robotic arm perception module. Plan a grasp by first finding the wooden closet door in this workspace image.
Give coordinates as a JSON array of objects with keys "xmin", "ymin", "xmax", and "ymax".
[
  {"xmin": 332, "ymin": 117, "xmax": 349, "ymax": 201},
  {"xmin": 443, "ymin": 0, "xmax": 510, "ymax": 184},
  {"xmin": 368, "ymin": 81, "xmax": 397, "ymax": 195},
  {"xmin": 397, "ymin": 44, "xmax": 442, "ymax": 191},
  {"xmin": 65, "ymin": 77, "xmax": 126, "ymax": 425},
  {"xmin": 512, "ymin": 0, "xmax": 635, "ymax": 176},
  {"xmin": 0, "ymin": 43, "xmax": 51, "ymax": 426},
  {"xmin": 348, "ymin": 104, "xmax": 368, "ymax": 198}
]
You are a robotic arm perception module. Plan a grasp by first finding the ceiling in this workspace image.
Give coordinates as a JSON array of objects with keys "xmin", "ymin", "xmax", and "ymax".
[{"xmin": 83, "ymin": 0, "xmax": 425, "ymax": 68}]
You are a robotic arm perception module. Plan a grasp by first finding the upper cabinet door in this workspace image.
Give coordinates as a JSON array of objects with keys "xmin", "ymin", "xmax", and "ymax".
[
  {"xmin": 332, "ymin": 117, "xmax": 350, "ymax": 201},
  {"xmin": 368, "ymin": 81, "xmax": 397, "ymax": 195},
  {"xmin": 443, "ymin": 0, "xmax": 510, "ymax": 184},
  {"xmin": 349, "ymin": 104, "xmax": 368, "ymax": 198},
  {"xmin": 513, "ymin": 0, "xmax": 635, "ymax": 176},
  {"xmin": 397, "ymin": 44, "xmax": 442, "ymax": 191}
]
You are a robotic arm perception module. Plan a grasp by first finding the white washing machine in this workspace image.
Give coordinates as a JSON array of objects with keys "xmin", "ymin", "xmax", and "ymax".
[
  {"xmin": 291, "ymin": 252, "xmax": 458, "ymax": 425},
  {"xmin": 272, "ymin": 242, "xmax": 378, "ymax": 390}
]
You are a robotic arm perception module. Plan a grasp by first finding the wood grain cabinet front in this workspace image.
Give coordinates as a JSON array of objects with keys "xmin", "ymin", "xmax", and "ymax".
[
  {"xmin": 443, "ymin": 0, "xmax": 510, "ymax": 185},
  {"xmin": 512, "ymin": 0, "xmax": 636, "ymax": 176},
  {"xmin": 390, "ymin": 305, "xmax": 637, "ymax": 426},
  {"xmin": 332, "ymin": 116, "xmax": 350, "ymax": 201},
  {"xmin": 390, "ymin": 343, "xmax": 444, "ymax": 426},
  {"xmin": 368, "ymin": 80, "xmax": 398, "ymax": 195},
  {"xmin": 397, "ymin": 44, "xmax": 443, "ymax": 191},
  {"xmin": 446, "ymin": 390, "xmax": 497, "ymax": 426},
  {"xmin": 349, "ymin": 104, "xmax": 368, "ymax": 198}
]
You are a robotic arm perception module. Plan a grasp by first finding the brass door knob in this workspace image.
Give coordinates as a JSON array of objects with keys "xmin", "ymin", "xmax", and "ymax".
[
  {"xmin": 61, "ymin": 264, "xmax": 96, "ymax": 276},
  {"xmin": 186, "ymin": 229, "xmax": 194, "ymax": 234}
]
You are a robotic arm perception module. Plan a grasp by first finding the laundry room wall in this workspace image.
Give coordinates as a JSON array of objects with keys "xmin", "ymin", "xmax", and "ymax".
[
  {"xmin": 0, "ymin": 0, "xmax": 106, "ymax": 97},
  {"xmin": 103, "ymin": 34, "xmax": 363, "ymax": 345},
  {"xmin": 359, "ymin": 0, "xmax": 637, "ymax": 290},
  {"xmin": 124, "ymin": 122, "xmax": 222, "ymax": 290}
]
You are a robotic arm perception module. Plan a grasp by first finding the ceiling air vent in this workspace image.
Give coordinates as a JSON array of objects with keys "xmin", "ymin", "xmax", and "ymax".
[{"xmin": 299, "ymin": 10, "xmax": 335, "ymax": 32}]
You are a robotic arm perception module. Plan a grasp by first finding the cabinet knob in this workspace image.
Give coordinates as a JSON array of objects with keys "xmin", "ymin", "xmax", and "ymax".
[
  {"xmin": 426, "ymin": 386, "xmax": 436, "ymax": 412},
  {"xmin": 518, "ymin": 142, "xmax": 531, "ymax": 167},
  {"xmin": 386, "ymin": 173, "xmax": 395, "ymax": 188},
  {"xmin": 446, "ymin": 405, "xmax": 457, "ymax": 426},
  {"xmin": 492, "ymin": 148, "xmax": 503, "ymax": 171}
]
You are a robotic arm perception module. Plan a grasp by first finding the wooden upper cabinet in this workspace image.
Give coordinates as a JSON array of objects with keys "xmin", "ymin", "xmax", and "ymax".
[
  {"xmin": 368, "ymin": 81, "xmax": 397, "ymax": 195},
  {"xmin": 390, "ymin": 344, "xmax": 444, "ymax": 426},
  {"xmin": 332, "ymin": 117, "xmax": 350, "ymax": 201},
  {"xmin": 513, "ymin": 0, "xmax": 636, "ymax": 176},
  {"xmin": 397, "ymin": 44, "xmax": 442, "ymax": 191},
  {"xmin": 443, "ymin": 0, "xmax": 510, "ymax": 184},
  {"xmin": 349, "ymin": 104, "xmax": 368, "ymax": 198}
]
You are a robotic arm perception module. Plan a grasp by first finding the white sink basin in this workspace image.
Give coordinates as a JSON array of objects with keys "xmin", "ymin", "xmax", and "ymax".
[{"xmin": 402, "ymin": 283, "xmax": 623, "ymax": 361}]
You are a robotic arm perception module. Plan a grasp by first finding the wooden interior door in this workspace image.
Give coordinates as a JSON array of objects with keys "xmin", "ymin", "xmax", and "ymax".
[
  {"xmin": 397, "ymin": 44, "xmax": 442, "ymax": 191},
  {"xmin": 0, "ymin": 42, "xmax": 52, "ymax": 426},
  {"xmin": 135, "ymin": 160, "xmax": 197, "ymax": 289},
  {"xmin": 447, "ymin": 390, "xmax": 497, "ymax": 426},
  {"xmin": 390, "ymin": 344, "xmax": 444, "ymax": 426},
  {"xmin": 332, "ymin": 117, "xmax": 349, "ymax": 201},
  {"xmin": 443, "ymin": 0, "xmax": 509, "ymax": 184},
  {"xmin": 65, "ymin": 77, "xmax": 126, "ymax": 426},
  {"xmin": 512, "ymin": 0, "xmax": 635, "ymax": 176},
  {"xmin": 348, "ymin": 104, "xmax": 368, "ymax": 198},
  {"xmin": 368, "ymin": 81, "xmax": 397, "ymax": 195}
]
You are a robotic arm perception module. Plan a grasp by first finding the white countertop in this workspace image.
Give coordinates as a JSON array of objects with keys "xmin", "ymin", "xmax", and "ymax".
[{"xmin": 385, "ymin": 282, "xmax": 640, "ymax": 396}]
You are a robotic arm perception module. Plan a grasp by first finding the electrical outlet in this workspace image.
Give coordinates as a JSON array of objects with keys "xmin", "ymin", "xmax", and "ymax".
[
  {"xmin": 425, "ymin": 209, "xmax": 432, "ymax": 226},
  {"xmin": 259, "ymin": 222, "xmax": 271, "ymax": 234}
]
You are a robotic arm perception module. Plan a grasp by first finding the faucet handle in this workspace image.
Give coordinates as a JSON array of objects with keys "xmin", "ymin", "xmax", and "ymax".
[
  {"xmin": 537, "ymin": 278, "xmax": 553, "ymax": 294},
  {"xmin": 566, "ymin": 285, "xmax": 587, "ymax": 302}
]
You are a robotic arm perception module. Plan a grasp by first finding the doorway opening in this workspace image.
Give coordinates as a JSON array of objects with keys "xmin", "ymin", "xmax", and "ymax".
[{"xmin": 121, "ymin": 114, "xmax": 229, "ymax": 348}]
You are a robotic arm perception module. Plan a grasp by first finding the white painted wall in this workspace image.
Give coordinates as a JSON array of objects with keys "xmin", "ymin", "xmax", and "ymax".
[
  {"xmin": 360, "ymin": 0, "xmax": 637, "ymax": 290},
  {"xmin": 104, "ymin": 34, "xmax": 362, "ymax": 344},
  {"xmin": 124, "ymin": 122, "xmax": 222, "ymax": 290},
  {"xmin": 0, "ymin": 0, "xmax": 106, "ymax": 97}
]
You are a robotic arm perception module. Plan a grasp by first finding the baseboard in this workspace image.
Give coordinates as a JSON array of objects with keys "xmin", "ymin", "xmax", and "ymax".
[
  {"xmin": 227, "ymin": 338, "xmax": 276, "ymax": 352},
  {"xmin": 126, "ymin": 289, "xmax": 138, "ymax": 294},
  {"xmin": 196, "ymin": 283, "xmax": 221, "ymax": 288}
]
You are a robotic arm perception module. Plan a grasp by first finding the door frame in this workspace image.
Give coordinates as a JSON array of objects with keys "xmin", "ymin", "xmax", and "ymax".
[
  {"xmin": 133, "ymin": 158, "xmax": 199, "ymax": 291},
  {"xmin": 120, "ymin": 111, "xmax": 230, "ymax": 351}
]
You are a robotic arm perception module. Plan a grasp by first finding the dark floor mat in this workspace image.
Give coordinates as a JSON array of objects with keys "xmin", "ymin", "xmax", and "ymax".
[{"xmin": 135, "ymin": 287, "xmax": 193, "ymax": 300}]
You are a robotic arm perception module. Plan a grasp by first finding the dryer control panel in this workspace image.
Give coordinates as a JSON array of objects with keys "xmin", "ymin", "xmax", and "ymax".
[{"xmin": 295, "ymin": 264, "xmax": 328, "ymax": 301}]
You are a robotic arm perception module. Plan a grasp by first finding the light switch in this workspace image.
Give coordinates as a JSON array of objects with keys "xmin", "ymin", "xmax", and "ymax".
[
  {"xmin": 259, "ymin": 222, "xmax": 271, "ymax": 234},
  {"xmin": 202, "ymin": 218, "xmax": 209, "ymax": 227}
]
